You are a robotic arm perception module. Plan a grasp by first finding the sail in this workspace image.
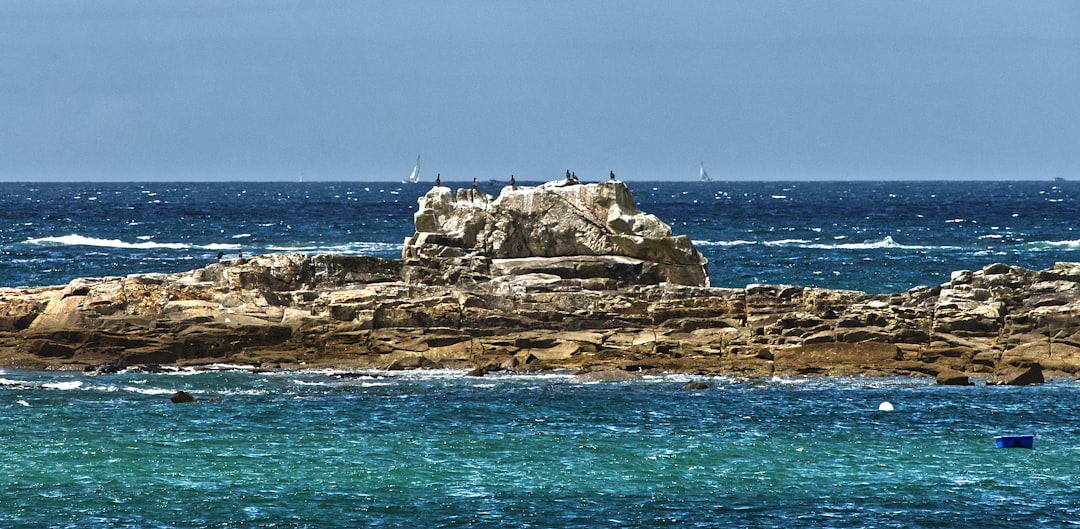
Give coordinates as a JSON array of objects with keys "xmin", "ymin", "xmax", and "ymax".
[
  {"xmin": 405, "ymin": 155, "xmax": 420, "ymax": 184},
  {"xmin": 700, "ymin": 162, "xmax": 711, "ymax": 182}
]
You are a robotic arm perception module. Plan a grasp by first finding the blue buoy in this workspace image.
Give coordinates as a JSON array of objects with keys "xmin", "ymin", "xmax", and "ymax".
[{"xmin": 995, "ymin": 435, "xmax": 1034, "ymax": 449}]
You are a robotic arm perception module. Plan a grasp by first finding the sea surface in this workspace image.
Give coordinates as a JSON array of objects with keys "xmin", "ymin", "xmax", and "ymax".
[
  {"xmin": 2, "ymin": 370, "xmax": 1079, "ymax": 528},
  {"xmin": 1, "ymin": 180, "xmax": 1077, "ymax": 292},
  {"xmin": 2, "ymin": 180, "xmax": 1080, "ymax": 527}
]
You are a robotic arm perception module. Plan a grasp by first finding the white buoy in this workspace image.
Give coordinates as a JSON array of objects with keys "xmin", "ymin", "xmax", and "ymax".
[{"xmin": 878, "ymin": 401, "xmax": 894, "ymax": 412}]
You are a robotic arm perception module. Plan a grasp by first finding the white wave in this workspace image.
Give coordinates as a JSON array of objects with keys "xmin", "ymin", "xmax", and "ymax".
[
  {"xmin": 696, "ymin": 236, "xmax": 956, "ymax": 251},
  {"xmin": 203, "ymin": 363, "xmax": 263, "ymax": 371},
  {"xmin": 26, "ymin": 234, "xmax": 191, "ymax": 250},
  {"xmin": 807, "ymin": 236, "xmax": 916, "ymax": 250},
  {"xmin": 1027, "ymin": 239, "xmax": 1080, "ymax": 250},
  {"xmin": 203, "ymin": 243, "xmax": 242, "ymax": 250},
  {"xmin": 795, "ymin": 236, "xmax": 949, "ymax": 251},
  {"xmin": 264, "ymin": 242, "xmax": 402, "ymax": 254},
  {"xmin": 763, "ymin": 238, "xmax": 812, "ymax": 247},
  {"xmin": 291, "ymin": 379, "xmax": 329, "ymax": 386},
  {"xmin": 691, "ymin": 240, "xmax": 756, "ymax": 247},
  {"xmin": 42, "ymin": 380, "xmax": 83, "ymax": 390},
  {"xmin": 231, "ymin": 233, "xmax": 252, "ymax": 239},
  {"xmin": 122, "ymin": 386, "xmax": 177, "ymax": 395}
]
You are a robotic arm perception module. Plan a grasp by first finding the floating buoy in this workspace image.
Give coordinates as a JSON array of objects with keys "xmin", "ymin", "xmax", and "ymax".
[
  {"xmin": 878, "ymin": 401, "xmax": 894, "ymax": 412},
  {"xmin": 995, "ymin": 435, "xmax": 1034, "ymax": 449}
]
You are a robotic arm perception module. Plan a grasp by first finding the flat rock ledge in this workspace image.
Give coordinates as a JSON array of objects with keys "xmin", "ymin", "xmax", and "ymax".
[{"xmin": 1, "ymin": 254, "xmax": 1079, "ymax": 383}]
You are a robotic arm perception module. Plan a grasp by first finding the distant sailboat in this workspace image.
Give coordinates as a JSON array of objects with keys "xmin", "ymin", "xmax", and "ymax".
[
  {"xmin": 404, "ymin": 155, "xmax": 420, "ymax": 184},
  {"xmin": 700, "ymin": 162, "xmax": 712, "ymax": 182}
]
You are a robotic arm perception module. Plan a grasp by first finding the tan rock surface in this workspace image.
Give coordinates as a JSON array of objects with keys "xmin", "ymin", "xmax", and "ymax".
[{"xmin": 0, "ymin": 254, "xmax": 1077, "ymax": 383}]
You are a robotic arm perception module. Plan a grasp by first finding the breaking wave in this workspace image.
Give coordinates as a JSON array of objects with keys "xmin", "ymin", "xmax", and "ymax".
[
  {"xmin": 694, "ymin": 236, "xmax": 954, "ymax": 251},
  {"xmin": 26, "ymin": 234, "xmax": 192, "ymax": 250},
  {"xmin": 23, "ymin": 234, "xmax": 402, "ymax": 255}
]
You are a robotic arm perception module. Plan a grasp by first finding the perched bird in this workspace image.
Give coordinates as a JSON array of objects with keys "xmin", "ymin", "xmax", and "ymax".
[
  {"xmin": 509, "ymin": 174, "xmax": 516, "ymax": 187},
  {"xmin": 571, "ymin": 171, "xmax": 579, "ymax": 183},
  {"xmin": 472, "ymin": 177, "xmax": 478, "ymax": 189},
  {"xmin": 435, "ymin": 173, "xmax": 441, "ymax": 187},
  {"xmin": 609, "ymin": 170, "xmax": 615, "ymax": 181},
  {"xmin": 566, "ymin": 170, "xmax": 572, "ymax": 181}
]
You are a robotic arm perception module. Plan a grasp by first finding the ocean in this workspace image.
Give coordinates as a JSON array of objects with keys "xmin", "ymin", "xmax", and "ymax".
[
  {"xmin": 2, "ymin": 370, "xmax": 1079, "ymax": 528},
  {"xmin": 2, "ymin": 179, "xmax": 1079, "ymax": 527}
]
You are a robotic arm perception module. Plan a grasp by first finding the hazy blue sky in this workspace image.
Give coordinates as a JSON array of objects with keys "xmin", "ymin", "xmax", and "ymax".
[{"xmin": 1, "ymin": 1, "xmax": 1077, "ymax": 182}]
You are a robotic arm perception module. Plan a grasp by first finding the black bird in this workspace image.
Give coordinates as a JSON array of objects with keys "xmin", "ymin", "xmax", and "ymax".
[
  {"xmin": 472, "ymin": 177, "xmax": 477, "ymax": 189},
  {"xmin": 609, "ymin": 170, "xmax": 615, "ymax": 181},
  {"xmin": 435, "ymin": 173, "xmax": 441, "ymax": 186},
  {"xmin": 571, "ymin": 171, "xmax": 579, "ymax": 183},
  {"xmin": 566, "ymin": 170, "xmax": 572, "ymax": 181},
  {"xmin": 509, "ymin": 174, "xmax": 516, "ymax": 187}
]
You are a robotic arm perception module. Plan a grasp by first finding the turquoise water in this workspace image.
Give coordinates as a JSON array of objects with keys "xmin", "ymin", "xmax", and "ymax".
[{"xmin": 3, "ymin": 370, "xmax": 1078, "ymax": 527}]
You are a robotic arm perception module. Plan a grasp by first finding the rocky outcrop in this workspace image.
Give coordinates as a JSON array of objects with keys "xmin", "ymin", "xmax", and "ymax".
[
  {"xmin": 401, "ymin": 179, "xmax": 709, "ymax": 287},
  {"xmin": 0, "ymin": 184, "xmax": 1075, "ymax": 379},
  {"xmin": 0, "ymin": 254, "xmax": 1077, "ymax": 382}
]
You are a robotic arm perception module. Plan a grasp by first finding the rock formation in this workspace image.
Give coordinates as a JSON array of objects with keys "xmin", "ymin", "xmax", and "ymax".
[
  {"xmin": 0, "ymin": 181, "xmax": 1077, "ymax": 384},
  {"xmin": 0, "ymin": 252, "xmax": 1076, "ymax": 384},
  {"xmin": 401, "ymin": 179, "xmax": 709, "ymax": 288}
]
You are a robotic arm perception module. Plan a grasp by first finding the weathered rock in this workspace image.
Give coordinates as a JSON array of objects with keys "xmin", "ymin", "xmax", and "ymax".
[
  {"xmin": 991, "ymin": 363, "xmax": 1045, "ymax": 386},
  {"xmin": 935, "ymin": 370, "xmax": 974, "ymax": 386},
  {"xmin": 681, "ymin": 381, "xmax": 709, "ymax": 390},
  {"xmin": 0, "ymin": 248, "xmax": 1078, "ymax": 380},
  {"xmin": 402, "ymin": 180, "xmax": 709, "ymax": 287},
  {"xmin": 170, "ymin": 391, "xmax": 196, "ymax": 403}
]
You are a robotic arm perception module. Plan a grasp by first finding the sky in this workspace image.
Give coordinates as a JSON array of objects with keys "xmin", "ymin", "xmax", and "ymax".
[{"xmin": 1, "ymin": 1, "xmax": 1077, "ymax": 182}]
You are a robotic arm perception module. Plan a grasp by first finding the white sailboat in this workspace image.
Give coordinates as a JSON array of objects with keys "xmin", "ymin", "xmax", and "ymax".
[
  {"xmin": 700, "ymin": 162, "xmax": 712, "ymax": 182},
  {"xmin": 404, "ymin": 155, "xmax": 420, "ymax": 184}
]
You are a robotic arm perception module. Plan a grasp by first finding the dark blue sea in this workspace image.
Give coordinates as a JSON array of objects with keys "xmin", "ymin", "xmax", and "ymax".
[
  {"xmin": 1, "ymin": 180, "xmax": 1077, "ymax": 292},
  {"xmin": 2, "ymin": 180, "xmax": 1080, "ymax": 528}
]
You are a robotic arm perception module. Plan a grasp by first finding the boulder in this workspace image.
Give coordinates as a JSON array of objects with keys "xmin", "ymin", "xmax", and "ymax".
[
  {"xmin": 935, "ymin": 370, "xmax": 974, "ymax": 386},
  {"xmin": 402, "ymin": 180, "xmax": 708, "ymax": 287},
  {"xmin": 170, "ymin": 391, "xmax": 196, "ymax": 403},
  {"xmin": 991, "ymin": 363, "xmax": 1045, "ymax": 386}
]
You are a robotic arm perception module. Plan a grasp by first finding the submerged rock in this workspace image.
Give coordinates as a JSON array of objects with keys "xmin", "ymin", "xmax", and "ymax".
[
  {"xmin": 573, "ymin": 369, "xmax": 640, "ymax": 382},
  {"xmin": 170, "ymin": 391, "xmax": 196, "ymax": 403}
]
